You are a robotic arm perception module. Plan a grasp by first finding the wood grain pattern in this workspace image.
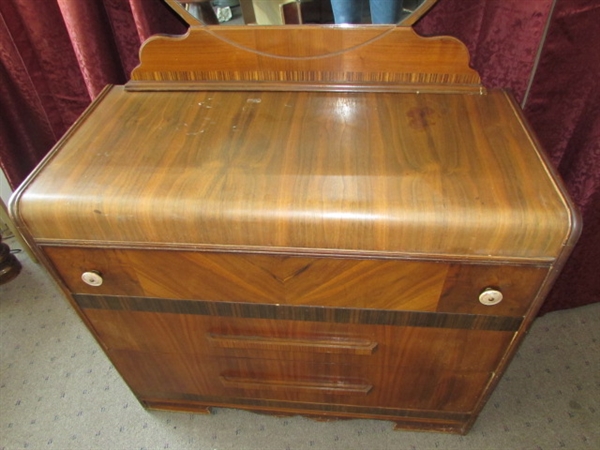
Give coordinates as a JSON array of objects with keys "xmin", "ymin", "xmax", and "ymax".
[
  {"xmin": 82, "ymin": 308, "xmax": 517, "ymax": 362},
  {"xmin": 75, "ymin": 294, "xmax": 523, "ymax": 331},
  {"xmin": 438, "ymin": 264, "xmax": 548, "ymax": 316},
  {"xmin": 102, "ymin": 347, "xmax": 497, "ymax": 412},
  {"xmin": 46, "ymin": 244, "xmax": 546, "ymax": 317},
  {"xmin": 15, "ymin": 88, "xmax": 573, "ymax": 262},
  {"xmin": 206, "ymin": 333, "xmax": 379, "ymax": 356},
  {"xmin": 7, "ymin": 19, "xmax": 581, "ymax": 434},
  {"xmin": 219, "ymin": 373, "xmax": 374, "ymax": 396},
  {"xmin": 128, "ymin": 26, "xmax": 481, "ymax": 92},
  {"xmin": 44, "ymin": 247, "xmax": 447, "ymax": 311},
  {"xmin": 84, "ymin": 309, "xmax": 512, "ymax": 412}
]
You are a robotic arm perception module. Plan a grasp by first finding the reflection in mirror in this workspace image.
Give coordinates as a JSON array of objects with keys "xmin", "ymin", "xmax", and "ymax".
[
  {"xmin": 176, "ymin": 0, "xmax": 432, "ymax": 26},
  {"xmin": 331, "ymin": 0, "xmax": 403, "ymax": 24}
]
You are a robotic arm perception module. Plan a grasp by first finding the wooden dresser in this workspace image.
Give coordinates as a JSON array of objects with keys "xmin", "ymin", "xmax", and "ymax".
[{"xmin": 10, "ymin": 19, "xmax": 580, "ymax": 433}]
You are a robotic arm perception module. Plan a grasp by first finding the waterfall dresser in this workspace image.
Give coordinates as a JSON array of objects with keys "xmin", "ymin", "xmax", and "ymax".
[{"xmin": 10, "ymin": 22, "xmax": 580, "ymax": 433}]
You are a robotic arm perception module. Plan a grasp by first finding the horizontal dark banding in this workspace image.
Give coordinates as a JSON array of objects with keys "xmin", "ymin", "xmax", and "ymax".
[{"xmin": 74, "ymin": 294, "xmax": 522, "ymax": 332}]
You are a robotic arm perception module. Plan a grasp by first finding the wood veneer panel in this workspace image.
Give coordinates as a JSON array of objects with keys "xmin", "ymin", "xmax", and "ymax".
[
  {"xmin": 6, "ymin": 18, "xmax": 579, "ymax": 435},
  {"xmin": 103, "ymin": 346, "xmax": 499, "ymax": 412},
  {"xmin": 129, "ymin": 26, "xmax": 481, "ymax": 92},
  {"xmin": 44, "ymin": 247, "xmax": 447, "ymax": 311},
  {"xmin": 93, "ymin": 306, "xmax": 510, "ymax": 412},
  {"xmin": 81, "ymin": 308, "xmax": 514, "ymax": 416},
  {"xmin": 75, "ymin": 295, "xmax": 523, "ymax": 331},
  {"xmin": 16, "ymin": 88, "xmax": 573, "ymax": 261},
  {"xmin": 206, "ymin": 333, "xmax": 378, "ymax": 356},
  {"xmin": 438, "ymin": 264, "xmax": 548, "ymax": 316},
  {"xmin": 82, "ymin": 308, "xmax": 516, "ymax": 368}
]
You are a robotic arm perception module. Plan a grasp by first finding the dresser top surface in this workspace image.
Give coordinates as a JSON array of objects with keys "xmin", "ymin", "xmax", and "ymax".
[{"xmin": 15, "ymin": 86, "xmax": 576, "ymax": 261}]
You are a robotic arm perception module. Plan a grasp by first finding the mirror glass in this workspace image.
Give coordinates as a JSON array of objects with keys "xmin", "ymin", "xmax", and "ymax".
[{"xmin": 170, "ymin": 0, "xmax": 436, "ymax": 27}]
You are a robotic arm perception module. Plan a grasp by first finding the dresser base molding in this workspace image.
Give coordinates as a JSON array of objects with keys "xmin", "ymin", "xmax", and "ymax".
[{"xmin": 141, "ymin": 396, "xmax": 471, "ymax": 434}]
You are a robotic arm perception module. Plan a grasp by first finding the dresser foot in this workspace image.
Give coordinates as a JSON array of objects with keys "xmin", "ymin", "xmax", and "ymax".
[
  {"xmin": 392, "ymin": 419, "xmax": 467, "ymax": 434},
  {"xmin": 143, "ymin": 399, "xmax": 213, "ymax": 415}
]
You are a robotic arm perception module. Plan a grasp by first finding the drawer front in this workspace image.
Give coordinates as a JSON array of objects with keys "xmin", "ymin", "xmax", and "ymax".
[
  {"xmin": 44, "ymin": 246, "xmax": 548, "ymax": 316},
  {"xmin": 82, "ymin": 308, "xmax": 513, "ymax": 412},
  {"xmin": 44, "ymin": 246, "xmax": 448, "ymax": 311},
  {"xmin": 107, "ymin": 349, "xmax": 494, "ymax": 413},
  {"xmin": 439, "ymin": 264, "xmax": 548, "ymax": 316},
  {"xmin": 83, "ymin": 309, "xmax": 514, "ymax": 369}
]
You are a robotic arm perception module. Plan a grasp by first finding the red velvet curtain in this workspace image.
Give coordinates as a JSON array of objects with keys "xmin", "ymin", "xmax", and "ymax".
[
  {"xmin": 416, "ymin": 0, "xmax": 554, "ymax": 104},
  {"xmin": 522, "ymin": 0, "xmax": 600, "ymax": 314},
  {"xmin": 1, "ymin": 0, "xmax": 598, "ymax": 313},
  {"xmin": 416, "ymin": 0, "xmax": 600, "ymax": 313},
  {"xmin": 0, "ymin": 0, "xmax": 185, "ymax": 190}
]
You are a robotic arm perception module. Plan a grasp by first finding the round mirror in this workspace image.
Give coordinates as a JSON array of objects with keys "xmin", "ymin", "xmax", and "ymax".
[{"xmin": 166, "ymin": 0, "xmax": 437, "ymax": 27}]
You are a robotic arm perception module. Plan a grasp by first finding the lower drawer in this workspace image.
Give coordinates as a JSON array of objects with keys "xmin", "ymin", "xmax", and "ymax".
[
  {"xmin": 106, "ymin": 349, "xmax": 494, "ymax": 413},
  {"xmin": 82, "ymin": 308, "xmax": 514, "ymax": 413},
  {"xmin": 83, "ymin": 308, "xmax": 514, "ymax": 370}
]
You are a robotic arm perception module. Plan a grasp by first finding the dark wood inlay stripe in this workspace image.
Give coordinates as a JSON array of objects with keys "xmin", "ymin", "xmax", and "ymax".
[{"xmin": 74, "ymin": 294, "xmax": 522, "ymax": 332}]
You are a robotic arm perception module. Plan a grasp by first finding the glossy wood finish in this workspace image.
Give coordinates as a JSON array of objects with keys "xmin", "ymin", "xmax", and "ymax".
[
  {"xmin": 82, "ymin": 309, "xmax": 513, "ymax": 412},
  {"xmin": 439, "ymin": 264, "xmax": 548, "ymax": 316},
  {"xmin": 44, "ymin": 246, "xmax": 546, "ymax": 317},
  {"xmin": 9, "ymin": 25, "xmax": 580, "ymax": 434},
  {"xmin": 206, "ymin": 333, "xmax": 379, "ymax": 357},
  {"xmin": 128, "ymin": 26, "xmax": 481, "ymax": 93},
  {"xmin": 44, "ymin": 247, "xmax": 446, "ymax": 311},
  {"xmin": 74, "ymin": 295, "xmax": 523, "ymax": 331},
  {"xmin": 82, "ymin": 308, "xmax": 516, "ymax": 361},
  {"xmin": 108, "ymin": 349, "xmax": 495, "ymax": 409},
  {"xmin": 15, "ymin": 88, "xmax": 573, "ymax": 262}
]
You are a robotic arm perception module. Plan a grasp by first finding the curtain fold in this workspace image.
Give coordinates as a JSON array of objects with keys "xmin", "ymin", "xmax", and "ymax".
[
  {"xmin": 523, "ymin": 0, "xmax": 600, "ymax": 314},
  {"xmin": 415, "ymin": 0, "xmax": 554, "ymax": 104},
  {"xmin": 0, "ymin": 0, "xmax": 185, "ymax": 190},
  {"xmin": 417, "ymin": 0, "xmax": 600, "ymax": 313},
  {"xmin": 1, "ymin": 0, "xmax": 598, "ymax": 312},
  {"xmin": 56, "ymin": 0, "xmax": 126, "ymax": 98},
  {"xmin": 0, "ymin": 1, "xmax": 84, "ymax": 189}
]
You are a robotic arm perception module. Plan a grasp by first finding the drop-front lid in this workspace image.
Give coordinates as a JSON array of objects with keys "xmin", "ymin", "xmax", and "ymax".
[{"xmin": 13, "ymin": 86, "xmax": 576, "ymax": 263}]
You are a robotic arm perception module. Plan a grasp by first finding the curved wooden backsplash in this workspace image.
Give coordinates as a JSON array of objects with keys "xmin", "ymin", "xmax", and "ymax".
[{"xmin": 129, "ymin": 26, "xmax": 482, "ymax": 93}]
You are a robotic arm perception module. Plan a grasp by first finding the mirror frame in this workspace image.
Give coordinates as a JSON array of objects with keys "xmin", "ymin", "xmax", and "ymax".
[
  {"xmin": 164, "ymin": 0, "xmax": 438, "ymax": 28},
  {"xmin": 129, "ymin": 0, "xmax": 481, "ymax": 95}
]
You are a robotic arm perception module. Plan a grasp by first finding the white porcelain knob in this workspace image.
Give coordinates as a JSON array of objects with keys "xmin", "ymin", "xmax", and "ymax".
[
  {"xmin": 479, "ymin": 288, "xmax": 503, "ymax": 306},
  {"xmin": 81, "ymin": 271, "xmax": 103, "ymax": 287}
]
